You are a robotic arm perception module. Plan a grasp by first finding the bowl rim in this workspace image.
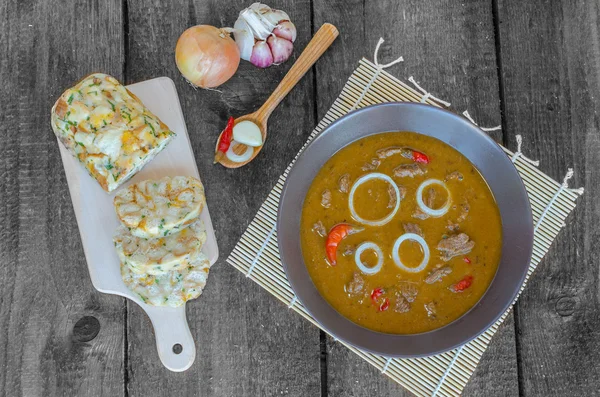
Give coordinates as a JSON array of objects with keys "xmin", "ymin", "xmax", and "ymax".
[{"xmin": 277, "ymin": 102, "xmax": 534, "ymax": 357}]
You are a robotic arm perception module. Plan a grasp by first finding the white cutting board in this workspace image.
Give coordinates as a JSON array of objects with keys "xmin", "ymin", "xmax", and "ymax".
[{"xmin": 57, "ymin": 76, "xmax": 218, "ymax": 372}]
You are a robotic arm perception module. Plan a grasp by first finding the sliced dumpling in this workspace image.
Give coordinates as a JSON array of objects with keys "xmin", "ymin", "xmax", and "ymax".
[
  {"xmin": 114, "ymin": 176, "xmax": 205, "ymax": 238},
  {"xmin": 121, "ymin": 252, "xmax": 211, "ymax": 307},
  {"xmin": 114, "ymin": 219, "xmax": 206, "ymax": 275}
]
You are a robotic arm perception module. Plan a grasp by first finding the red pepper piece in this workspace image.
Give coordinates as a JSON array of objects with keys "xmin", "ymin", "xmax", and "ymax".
[
  {"xmin": 378, "ymin": 297, "xmax": 390, "ymax": 312},
  {"xmin": 370, "ymin": 287, "xmax": 384, "ymax": 304},
  {"xmin": 463, "ymin": 256, "xmax": 472, "ymax": 264},
  {"xmin": 412, "ymin": 150, "xmax": 429, "ymax": 164},
  {"xmin": 214, "ymin": 116, "xmax": 235, "ymax": 163},
  {"xmin": 325, "ymin": 223, "xmax": 363, "ymax": 265},
  {"xmin": 450, "ymin": 275, "xmax": 473, "ymax": 293}
]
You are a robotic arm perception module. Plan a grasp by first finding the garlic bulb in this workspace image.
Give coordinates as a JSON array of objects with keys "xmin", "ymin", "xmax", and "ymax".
[{"xmin": 232, "ymin": 3, "xmax": 296, "ymax": 68}]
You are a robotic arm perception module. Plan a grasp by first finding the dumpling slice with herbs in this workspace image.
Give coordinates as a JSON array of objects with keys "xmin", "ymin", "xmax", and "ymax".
[
  {"xmin": 120, "ymin": 252, "xmax": 212, "ymax": 307},
  {"xmin": 114, "ymin": 175, "xmax": 205, "ymax": 238},
  {"xmin": 114, "ymin": 218, "xmax": 206, "ymax": 276}
]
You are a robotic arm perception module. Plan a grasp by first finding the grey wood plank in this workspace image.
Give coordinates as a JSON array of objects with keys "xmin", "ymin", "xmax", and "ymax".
[
  {"xmin": 0, "ymin": 1, "xmax": 125, "ymax": 396},
  {"xmin": 124, "ymin": 1, "xmax": 321, "ymax": 395},
  {"xmin": 313, "ymin": 1, "xmax": 519, "ymax": 396},
  {"xmin": 497, "ymin": 1, "xmax": 600, "ymax": 396}
]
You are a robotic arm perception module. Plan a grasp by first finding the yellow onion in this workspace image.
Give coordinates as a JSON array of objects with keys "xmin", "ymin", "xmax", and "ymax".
[{"xmin": 175, "ymin": 25, "xmax": 240, "ymax": 88}]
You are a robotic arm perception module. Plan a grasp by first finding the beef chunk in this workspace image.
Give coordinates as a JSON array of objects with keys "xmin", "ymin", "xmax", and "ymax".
[
  {"xmin": 342, "ymin": 245, "xmax": 356, "ymax": 257},
  {"xmin": 413, "ymin": 187, "xmax": 436, "ymax": 219},
  {"xmin": 403, "ymin": 223, "xmax": 423, "ymax": 237},
  {"xmin": 321, "ymin": 189, "xmax": 332, "ymax": 208},
  {"xmin": 377, "ymin": 146, "xmax": 404, "ymax": 159},
  {"xmin": 398, "ymin": 185, "xmax": 407, "ymax": 200},
  {"xmin": 412, "ymin": 209, "xmax": 429, "ymax": 220},
  {"xmin": 437, "ymin": 233, "xmax": 475, "ymax": 261},
  {"xmin": 425, "ymin": 188, "xmax": 436, "ymax": 207},
  {"xmin": 445, "ymin": 171, "xmax": 464, "ymax": 182},
  {"xmin": 312, "ymin": 221, "xmax": 326, "ymax": 237},
  {"xmin": 338, "ymin": 173, "xmax": 350, "ymax": 193},
  {"xmin": 376, "ymin": 146, "xmax": 415, "ymax": 160},
  {"xmin": 398, "ymin": 282, "xmax": 419, "ymax": 303},
  {"xmin": 425, "ymin": 265, "xmax": 452, "ymax": 284},
  {"xmin": 424, "ymin": 302, "xmax": 437, "ymax": 319},
  {"xmin": 345, "ymin": 273, "xmax": 365, "ymax": 297},
  {"xmin": 394, "ymin": 294, "xmax": 411, "ymax": 313},
  {"xmin": 393, "ymin": 163, "xmax": 426, "ymax": 178},
  {"xmin": 361, "ymin": 158, "xmax": 381, "ymax": 171},
  {"xmin": 387, "ymin": 183, "xmax": 398, "ymax": 209}
]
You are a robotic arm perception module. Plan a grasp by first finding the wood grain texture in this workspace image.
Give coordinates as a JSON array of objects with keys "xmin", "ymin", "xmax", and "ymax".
[
  {"xmin": 124, "ymin": 1, "xmax": 320, "ymax": 395},
  {"xmin": 312, "ymin": 1, "xmax": 518, "ymax": 396},
  {"xmin": 0, "ymin": 1, "xmax": 125, "ymax": 396},
  {"xmin": 497, "ymin": 0, "xmax": 600, "ymax": 395}
]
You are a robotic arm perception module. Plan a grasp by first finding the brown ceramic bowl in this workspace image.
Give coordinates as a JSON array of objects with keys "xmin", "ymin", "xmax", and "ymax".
[{"xmin": 277, "ymin": 103, "xmax": 533, "ymax": 357}]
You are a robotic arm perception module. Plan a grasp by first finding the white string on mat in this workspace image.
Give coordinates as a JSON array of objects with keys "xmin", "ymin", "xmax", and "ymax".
[
  {"xmin": 534, "ymin": 168, "xmax": 584, "ymax": 234},
  {"xmin": 408, "ymin": 76, "xmax": 451, "ymax": 107},
  {"xmin": 431, "ymin": 345, "xmax": 464, "ymax": 397},
  {"xmin": 381, "ymin": 357, "xmax": 393, "ymax": 374},
  {"xmin": 462, "ymin": 110, "xmax": 502, "ymax": 132},
  {"xmin": 511, "ymin": 134, "xmax": 540, "ymax": 166},
  {"xmin": 246, "ymin": 225, "xmax": 276, "ymax": 277},
  {"xmin": 351, "ymin": 37, "xmax": 403, "ymax": 111}
]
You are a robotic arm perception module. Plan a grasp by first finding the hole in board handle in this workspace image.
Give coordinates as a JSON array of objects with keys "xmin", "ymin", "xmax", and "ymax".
[{"xmin": 172, "ymin": 343, "xmax": 183, "ymax": 354}]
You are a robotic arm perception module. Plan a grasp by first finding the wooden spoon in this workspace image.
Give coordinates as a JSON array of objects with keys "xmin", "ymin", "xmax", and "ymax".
[{"xmin": 215, "ymin": 23, "xmax": 339, "ymax": 168}]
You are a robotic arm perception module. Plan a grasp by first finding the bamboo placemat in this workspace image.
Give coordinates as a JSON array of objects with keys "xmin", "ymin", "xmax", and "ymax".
[{"xmin": 227, "ymin": 57, "xmax": 584, "ymax": 396}]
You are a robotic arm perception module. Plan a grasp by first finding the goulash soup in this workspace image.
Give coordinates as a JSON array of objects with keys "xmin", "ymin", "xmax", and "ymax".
[{"xmin": 300, "ymin": 132, "xmax": 502, "ymax": 334}]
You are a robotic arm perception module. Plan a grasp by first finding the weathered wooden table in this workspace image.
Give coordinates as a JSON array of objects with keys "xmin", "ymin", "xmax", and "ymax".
[{"xmin": 1, "ymin": 1, "xmax": 598, "ymax": 396}]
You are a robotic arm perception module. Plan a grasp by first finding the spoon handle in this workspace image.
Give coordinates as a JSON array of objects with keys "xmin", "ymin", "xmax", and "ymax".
[{"xmin": 256, "ymin": 23, "xmax": 339, "ymax": 121}]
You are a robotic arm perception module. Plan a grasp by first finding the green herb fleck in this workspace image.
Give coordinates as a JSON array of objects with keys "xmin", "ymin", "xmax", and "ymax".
[
  {"xmin": 76, "ymin": 141, "xmax": 85, "ymax": 147},
  {"xmin": 105, "ymin": 162, "xmax": 114, "ymax": 170},
  {"xmin": 107, "ymin": 99, "xmax": 116, "ymax": 111},
  {"xmin": 102, "ymin": 119, "xmax": 107, "ymax": 126},
  {"xmin": 167, "ymin": 202, "xmax": 171, "ymax": 208},
  {"xmin": 144, "ymin": 117, "xmax": 157, "ymax": 137},
  {"xmin": 164, "ymin": 230, "xmax": 168, "ymax": 236},
  {"xmin": 154, "ymin": 278, "xmax": 159, "ymax": 285},
  {"xmin": 138, "ymin": 294, "xmax": 148, "ymax": 303},
  {"xmin": 67, "ymin": 94, "xmax": 74, "ymax": 105},
  {"xmin": 121, "ymin": 109, "xmax": 132, "ymax": 123},
  {"xmin": 141, "ymin": 215, "xmax": 145, "ymax": 219},
  {"xmin": 164, "ymin": 297, "xmax": 168, "ymax": 303}
]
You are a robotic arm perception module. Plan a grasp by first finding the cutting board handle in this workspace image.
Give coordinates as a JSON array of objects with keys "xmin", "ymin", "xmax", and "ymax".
[{"xmin": 144, "ymin": 304, "xmax": 196, "ymax": 371}]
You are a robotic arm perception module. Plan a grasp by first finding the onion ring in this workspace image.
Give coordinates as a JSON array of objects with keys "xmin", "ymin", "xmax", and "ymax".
[
  {"xmin": 354, "ymin": 242, "xmax": 384, "ymax": 275},
  {"xmin": 392, "ymin": 233, "xmax": 430, "ymax": 273},
  {"xmin": 348, "ymin": 173, "xmax": 400, "ymax": 226},
  {"xmin": 416, "ymin": 179, "xmax": 452, "ymax": 217},
  {"xmin": 226, "ymin": 140, "xmax": 254, "ymax": 163}
]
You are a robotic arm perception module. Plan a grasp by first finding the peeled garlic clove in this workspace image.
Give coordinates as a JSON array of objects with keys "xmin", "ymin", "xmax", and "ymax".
[
  {"xmin": 233, "ymin": 121, "xmax": 263, "ymax": 147},
  {"xmin": 250, "ymin": 41, "xmax": 274, "ymax": 68},
  {"xmin": 233, "ymin": 19, "xmax": 255, "ymax": 61},
  {"xmin": 273, "ymin": 21, "xmax": 297, "ymax": 43},
  {"xmin": 267, "ymin": 35, "xmax": 293, "ymax": 65}
]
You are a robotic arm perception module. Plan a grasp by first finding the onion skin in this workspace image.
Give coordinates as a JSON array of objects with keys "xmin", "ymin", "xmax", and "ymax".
[
  {"xmin": 250, "ymin": 41, "xmax": 274, "ymax": 68},
  {"xmin": 273, "ymin": 21, "xmax": 297, "ymax": 42},
  {"xmin": 267, "ymin": 35, "xmax": 293, "ymax": 64},
  {"xmin": 175, "ymin": 25, "xmax": 240, "ymax": 88}
]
